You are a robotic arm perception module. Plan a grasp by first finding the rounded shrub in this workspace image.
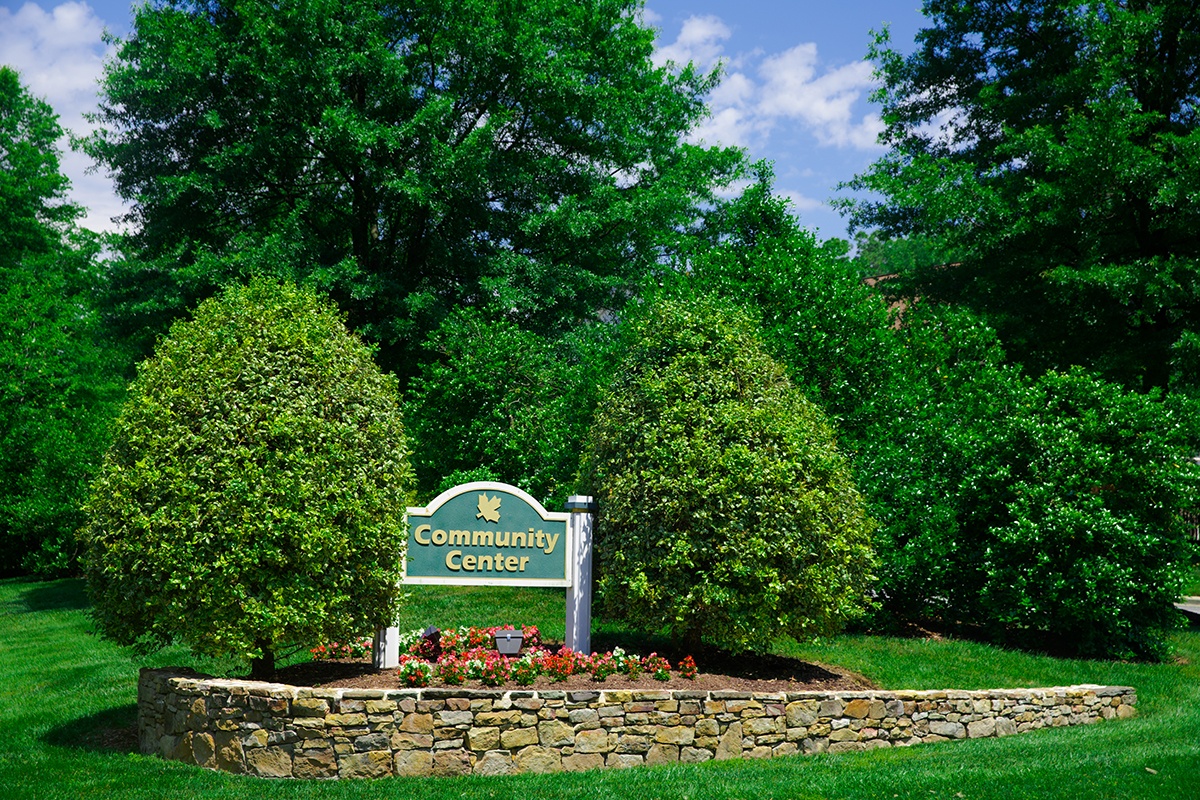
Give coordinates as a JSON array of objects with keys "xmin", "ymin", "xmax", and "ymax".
[
  {"xmin": 80, "ymin": 279, "xmax": 414, "ymax": 677},
  {"xmin": 581, "ymin": 296, "xmax": 876, "ymax": 651}
]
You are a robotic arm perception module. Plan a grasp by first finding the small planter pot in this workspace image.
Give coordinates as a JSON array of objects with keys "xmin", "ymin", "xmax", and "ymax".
[{"xmin": 494, "ymin": 629, "xmax": 524, "ymax": 655}]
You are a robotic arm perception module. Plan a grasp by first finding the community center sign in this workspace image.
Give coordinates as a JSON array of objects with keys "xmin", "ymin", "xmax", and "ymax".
[{"xmin": 403, "ymin": 482, "xmax": 572, "ymax": 587}]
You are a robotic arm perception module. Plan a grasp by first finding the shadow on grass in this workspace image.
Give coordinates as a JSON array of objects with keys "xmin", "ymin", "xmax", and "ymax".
[
  {"xmin": 2, "ymin": 577, "xmax": 89, "ymax": 614},
  {"xmin": 43, "ymin": 703, "xmax": 139, "ymax": 754}
]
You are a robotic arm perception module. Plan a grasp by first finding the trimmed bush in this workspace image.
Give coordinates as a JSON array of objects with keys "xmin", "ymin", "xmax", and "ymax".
[
  {"xmin": 581, "ymin": 296, "xmax": 876, "ymax": 651},
  {"xmin": 80, "ymin": 279, "xmax": 413, "ymax": 677}
]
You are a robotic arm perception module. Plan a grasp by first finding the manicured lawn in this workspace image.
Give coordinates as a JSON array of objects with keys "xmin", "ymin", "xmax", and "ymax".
[{"xmin": 3, "ymin": 577, "xmax": 1198, "ymax": 799}]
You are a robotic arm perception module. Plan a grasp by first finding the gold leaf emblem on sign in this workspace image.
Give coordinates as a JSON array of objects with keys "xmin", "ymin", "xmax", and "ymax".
[{"xmin": 476, "ymin": 493, "xmax": 501, "ymax": 523}]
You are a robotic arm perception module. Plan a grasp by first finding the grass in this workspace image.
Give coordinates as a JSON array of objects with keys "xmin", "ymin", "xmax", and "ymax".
[
  {"xmin": 3, "ymin": 578, "xmax": 1199, "ymax": 799},
  {"xmin": 1182, "ymin": 564, "xmax": 1200, "ymax": 597}
]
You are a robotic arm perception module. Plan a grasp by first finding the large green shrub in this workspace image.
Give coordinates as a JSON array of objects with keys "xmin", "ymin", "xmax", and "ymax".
[
  {"xmin": 863, "ymin": 307, "xmax": 1197, "ymax": 659},
  {"xmin": 80, "ymin": 280, "xmax": 413, "ymax": 676},
  {"xmin": 581, "ymin": 296, "xmax": 876, "ymax": 651}
]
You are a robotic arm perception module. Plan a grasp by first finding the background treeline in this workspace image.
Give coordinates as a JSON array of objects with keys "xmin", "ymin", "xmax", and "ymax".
[{"xmin": 4, "ymin": 0, "xmax": 1200, "ymax": 660}]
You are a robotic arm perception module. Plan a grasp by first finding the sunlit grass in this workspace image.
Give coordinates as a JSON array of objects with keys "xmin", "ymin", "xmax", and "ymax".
[{"xmin": 3, "ymin": 577, "xmax": 1199, "ymax": 799}]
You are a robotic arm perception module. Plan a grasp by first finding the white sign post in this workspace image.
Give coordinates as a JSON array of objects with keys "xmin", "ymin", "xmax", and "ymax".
[{"xmin": 564, "ymin": 495, "xmax": 595, "ymax": 655}]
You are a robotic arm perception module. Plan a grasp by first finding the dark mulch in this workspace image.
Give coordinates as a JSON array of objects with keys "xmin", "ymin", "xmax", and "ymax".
[{"xmin": 265, "ymin": 648, "xmax": 874, "ymax": 693}]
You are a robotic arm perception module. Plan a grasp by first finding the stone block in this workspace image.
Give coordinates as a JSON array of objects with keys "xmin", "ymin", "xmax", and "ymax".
[
  {"xmin": 431, "ymin": 750, "xmax": 471, "ymax": 777},
  {"xmin": 616, "ymin": 734, "xmax": 652, "ymax": 754},
  {"xmin": 399, "ymin": 713, "xmax": 434, "ymax": 734},
  {"xmin": 516, "ymin": 745, "xmax": 563, "ymax": 773},
  {"xmin": 354, "ymin": 732, "xmax": 390, "ymax": 752},
  {"xmin": 501, "ymin": 726, "xmax": 539, "ymax": 749},
  {"xmin": 967, "ymin": 718, "xmax": 996, "ymax": 738},
  {"xmin": 292, "ymin": 698, "xmax": 329, "ymax": 717},
  {"xmin": 744, "ymin": 717, "xmax": 776, "ymax": 737},
  {"xmin": 436, "ymin": 710, "xmax": 474, "ymax": 727},
  {"xmin": 563, "ymin": 753, "xmax": 605, "ymax": 772},
  {"xmin": 655, "ymin": 726, "xmax": 694, "ymax": 745},
  {"xmin": 390, "ymin": 732, "xmax": 433, "ymax": 750},
  {"xmin": 467, "ymin": 726, "xmax": 500, "ymax": 751},
  {"xmin": 474, "ymin": 750, "xmax": 515, "ymax": 776},
  {"xmin": 695, "ymin": 718, "xmax": 720, "ymax": 737},
  {"xmin": 213, "ymin": 731, "xmax": 245, "ymax": 774},
  {"xmin": 645, "ymin": 744, "xmax": 679, "ymax": 764},
  {"xmin": 786, "ymin": 700, "xmax": 818, "ymax": 727},
  {"xmin": 192, "ymin": 732, "xmax": 216, "ymax": 769},
  {"xmin": 606, "ymin": 753, "xmax": 644, "ymax": 768},
  {"xmin": 681, "ymin": 746, "xmax": 713, "ymax": 763},
  {"xmin": 819, "ymin": 699, "xmax": 844, "ymax": 717},
  {"xmin": 339, "ymin": 750, "xmax": 393, "ymax": 779},
  {"xmin": 715, "ymin": 722, "xmax": 743, "ymax": 760},
  {"xmin": 326, "ymin": 713, "xmax": 366, "ymax": 727},
  {"xmin": 928, "ymin": 721, "xmax": 966, "ymax": 739},
  {"xmin": 293, "ymin": 748, "xmax": 337, "ymax": 779},
  {"xmin": 247, "ymin": 746, "xmax": 293, "ymax": 778},
  {"xmin": 575, "ymin": 729, "xmax": 613, "ymax": 754},
  {"xmin": 843, "ymin": 699, "xmax": 871, "ymax": 719},
  {"xmin": 394, "ymin": 750, "xmax": 433, "ymax": 777},
  {"xmin": 538, "ymin": 719, "xmax": 574, "ymax": 748}
]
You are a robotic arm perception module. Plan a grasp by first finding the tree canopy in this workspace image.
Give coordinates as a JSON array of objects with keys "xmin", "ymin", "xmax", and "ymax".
[
  {"xmin": 85, "ymin": 0, "xmax": 743, "ymax": 375},
  {"xmin": 0, "ymin": 66, "xmax": 121, "ymax": 576},
  {"xmin": 842, "ymin": 0, "xmax": 1200, "ymax": 391},
  {"xmin": 80, "ymin": 280, "xmax": 414, "ymax": 677}
]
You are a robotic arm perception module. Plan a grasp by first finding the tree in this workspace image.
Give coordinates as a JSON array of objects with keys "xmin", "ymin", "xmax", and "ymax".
[
  {"xmin": 84, "ymin": 0, "xmax": 743, "ymax": 376},
  {"xmin": 580, "ymin": 295, "xmax": 876, "ymax": 652},
  {"xmin": 80, "ymin": 280, "xmax": 414, "ymax": 678},
  {"xmin": 0, "ymin": 66, "xmax": 122, "ymax": 576},
  {"xmin": 842, "ymin": 1, "xmax": 1200, "ymax": 392},
  {"xmin": 404, "ymin": 308, "xmax": 620, "ymax": 507},
  {"xmin": 680, "ymin": 178, "xmax": 1197, "ymax": 659}
]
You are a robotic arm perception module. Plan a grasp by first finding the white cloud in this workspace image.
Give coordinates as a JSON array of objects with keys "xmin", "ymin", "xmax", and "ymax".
[
  {"xmin": 777, "ymin": 188, "xmax": 825, "ymax": 213},
  {"xmin": 652, "ymin": 14, "xmax": 731, "ymax": 71},
  {"xmin": 653, "ymin": 15, "xmax": 884, "ymax": 152},
  {"xmin": 757, "ymin": 44, "xmax": 883, "ymax": 149},
  {"xmin": 0, "ymin": 1, "xmax": 125, "ymax": 232}
]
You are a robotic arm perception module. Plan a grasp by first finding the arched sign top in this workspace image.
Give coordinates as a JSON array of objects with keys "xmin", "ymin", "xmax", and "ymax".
[
  {"xmin": 403, "ymin": 482, "xmax": 572, "ymax": 587},
  {"xmin": 409, "ymin": 481, "xmax": 570, "ymax": 523}
]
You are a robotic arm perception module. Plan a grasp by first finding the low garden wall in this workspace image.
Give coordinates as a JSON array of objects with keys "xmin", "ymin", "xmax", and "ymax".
[{"xmin": 138, "ymin": 668, "xmax": 1137, "ymax": 779}]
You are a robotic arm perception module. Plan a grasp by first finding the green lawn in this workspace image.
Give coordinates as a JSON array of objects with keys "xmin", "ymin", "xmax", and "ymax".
[{"xmin": 3, "ymin": 577, "xmax": 1198, "ymax": 799}]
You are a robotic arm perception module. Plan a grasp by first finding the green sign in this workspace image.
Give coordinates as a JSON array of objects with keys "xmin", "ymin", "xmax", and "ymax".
[{"xmin": 403, "ymin": 482, "xmax": 572, "ymax": 587}]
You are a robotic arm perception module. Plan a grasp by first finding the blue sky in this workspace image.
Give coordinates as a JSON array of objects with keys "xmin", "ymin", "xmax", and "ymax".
[{"xmin": 0, "ymin": 0, "xmax": 927, "ymax": 238}]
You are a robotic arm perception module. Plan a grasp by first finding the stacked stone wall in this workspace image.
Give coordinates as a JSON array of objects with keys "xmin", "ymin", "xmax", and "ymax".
[{"xmin": 138, "ymin": 668, "xmax": 1137, "ymax": 779}]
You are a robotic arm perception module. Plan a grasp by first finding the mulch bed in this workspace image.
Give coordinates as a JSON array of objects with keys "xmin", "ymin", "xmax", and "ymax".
[{"xmin": 265, "ymin": 649, "xmax": 874, "ymax": 693}]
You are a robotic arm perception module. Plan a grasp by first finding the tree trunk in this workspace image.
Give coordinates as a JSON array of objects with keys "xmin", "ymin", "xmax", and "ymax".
[{"xmin": 250, "ymin": 643, "xmax": 276, "ymax": 681}]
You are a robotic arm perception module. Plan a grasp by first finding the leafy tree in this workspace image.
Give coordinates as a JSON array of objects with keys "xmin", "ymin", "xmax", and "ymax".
[
  {"xmin": 842, "ymin": 1, "xmax": 1200, "ymax": 391},
  {"xmin": 84, "ymin": 0, "xmax": 743, "ymax": 375},
  {"xmin": 683, "ymin": 179, "xmax": 1197, "ymax": 659},
  {"xmin": 861, "ymin": 305, "xmax": 1196, "ymax": 659},
  {"xmin": 581, "ymin": 295, "xmax": 876, "ymax": 652},
  {"xmin": 0, "ymin": 66, "xmax": 122, "ymax": 576},
  {"xmin": 80, "ymin": 280, "xmax": 414, "ymax": 678},
  {"xmin": 404, "ymin": 309, "xmax": 620, "ymax": 507}
]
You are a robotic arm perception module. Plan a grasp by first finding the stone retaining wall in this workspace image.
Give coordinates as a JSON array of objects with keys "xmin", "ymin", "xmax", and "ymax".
[{"xmin": 138, "ymin": 668, "xmax": 1137, "ymax": 779}]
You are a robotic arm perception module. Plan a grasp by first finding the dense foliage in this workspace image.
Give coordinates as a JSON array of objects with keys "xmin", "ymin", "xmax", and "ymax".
[
  {"xmin": 681, "ymin": 184, "xmax": 1197, "ymax": 659},
  {"xmin": 581, "ymin": 295, "xmax": 876, "ymax": 651},
  {"xmin": 84, "ymin": 0, "xmax": 743, "ymax": 375},
  {"xmin": 0, "ymin": 67, "xmax": 122, "ymax": 576},
  {"xmin": 80, "ymin": 280, "xmax": 414, "ymax": 676},
  {"xmin": 842, "ymin": 0, "xmax": 1200, "ymax": 392},
  {"xmin": 404, "ymin": 309, "xmax": 620, "ymax": 506}
]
